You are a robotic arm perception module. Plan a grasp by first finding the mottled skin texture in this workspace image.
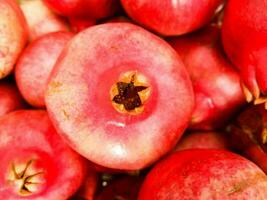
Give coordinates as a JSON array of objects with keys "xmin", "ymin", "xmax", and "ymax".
[
  {"xmin": 45, "ymin": 23, "xmax": 194, "ymax": 170},
  {"xmin": 0, "ymin": 110, "xmax": 86, "ymax": 200},
  {"xmin": 20, "ymin": 0, "xmax": 69, "ymax": 41},
  {"xmin": 0, "ymin": 82, "xmax": 25, "ymax": 117},
  {"xmin": 168, "ymin": 26, "xmax": 246, "ymax": 130},
  {"xmin": 0, "ymin": 0, "xmax": 28, "ymax": 79},
  {"xmin": 96, "ymin": 176, "xmax": 143, "ymax": 200},
  {"xmin": 44, "ymin": 0, "xmax": 121, "ymax": 19},
  {"xmin": 222, "ymin": 0, "xmax": 267, "ymax": 107},
  {"xmin": 174, "ymin": 131, "xmax": 229, "ymax": 151},
  {"xmin": 15, "ymin": 31, "xmax": 74, "ymax": 108},
  {"xmin": 121, "ymin": 0, "xmax": 223, "ymax": 36},
  {"xmin": 138, "ymin": 149, "xmax": 267, "ymax": 200}
]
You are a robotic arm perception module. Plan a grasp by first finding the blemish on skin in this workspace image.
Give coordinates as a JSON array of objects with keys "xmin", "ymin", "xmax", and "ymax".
[
  {"xmin": 106, "ymin": 120, "xmax": 126, "ymax": 128},
  {"xmin": 62, "ymin": 109, "xmax": 70, "ymax": 120}
]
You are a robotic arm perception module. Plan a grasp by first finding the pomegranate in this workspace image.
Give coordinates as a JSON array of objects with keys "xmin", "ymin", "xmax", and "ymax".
[
  {"xmin": 45, "ymin": 23, "xmax": 194, "ymax": 170},
  {"xmin": 138, "ymin": 149, "xmax": 267, "ymax": 199},
  {"xmin": 222, "ymin": 0, "xmax": 267, "ymax": 109},
  {"xmin": 0, "ymin": 110, "xmax": 86, "ymax": 199},
  {"xmin": 121, "ymin": 0, "xmax": 223, "ymax": 36},
  {"xmin": 168, "ymin": 25, "xmax": 246, "ymax": 130},
  {"xmin": 0, "ymin": 0, "xmax": 28, "ymax": 79},
  {"xmin": 15, "ymin": 31, "xmax": 74, "ymax": 108}
]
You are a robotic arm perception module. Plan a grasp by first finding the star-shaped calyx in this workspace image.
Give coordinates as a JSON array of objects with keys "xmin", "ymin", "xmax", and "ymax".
[{"xmin": 110, "ymin": 72, "xmax": 150, "ymax": 115}]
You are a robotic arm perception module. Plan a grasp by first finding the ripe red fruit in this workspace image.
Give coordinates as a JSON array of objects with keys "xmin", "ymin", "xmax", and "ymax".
[
  {"xmin": 15, "ymin": 31, "xmax": 74, "ymax": 108},
  {"xmin": 138, "ymin": 149, "xmax": 267, "ymax": 200},
  {"xmin": 168, "ymin": 26, "xmax": 245, "ymax": 130},
  {"xmin": 96, "ymin": 176, "xmax": 143, "ymax": 200},
  {"xmin": 0, "ymin": 82, "xmax": 25, "ymax": 117},
  {"xmin": 20, "ymin": 0, "xmax": 69, "ymax": 41},
  {"xmin": 121, "ymin": 0, "xmax": 223, "ymax": 36},
  {"xmin": 228, "ymin": 105, "xmax": 267, "ymax": 174},
  {"xmin": 222, "ymin": 0, "xmax": 267, "ymax": 108},
  {"xmin": 44, "ymin": 0, "xmax": 121, "ymax": 19},
  {"xmin": 174, "ymin": 131, "xmax": 229, "ymax": 152},
  {"xmin": 45, "ymin": 23, "xmax": 194, "ymax": 170},
  {"xmin": 0, "ymin": 0, "xmax": 28, "ymax": 79},
  {"xmin": 0, "ymin": 110, "xmax": 86, "ymax": 199}
]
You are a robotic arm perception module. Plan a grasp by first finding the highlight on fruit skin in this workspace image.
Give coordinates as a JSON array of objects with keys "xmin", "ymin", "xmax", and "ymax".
[
  {"xmin": 45, "ymin": 22, "xmax": 194, "ymax": 170},
  {"xmin": 222, "ymin": 0, "xmax": 267, "ymax": 109},
  {"xmin": 138, "ymin": 149, "xmax": 267, "ymax": 200},
  {"xmin": 0, "ymin": 0, "xmax": 28, "ymax": 79}
]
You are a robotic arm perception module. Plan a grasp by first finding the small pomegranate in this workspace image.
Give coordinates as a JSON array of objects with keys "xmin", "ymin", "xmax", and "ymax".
[
  {"xmin": 222, "ymin": 0, "xmax": 267, "ymax": 109},
  {"xmin": 138, "ymin": 149, "xmax": 267, "ymax": 199}
]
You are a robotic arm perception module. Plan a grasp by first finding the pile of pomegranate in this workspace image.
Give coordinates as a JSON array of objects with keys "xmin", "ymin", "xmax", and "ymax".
[{"xmin": 1, "ymin": 0, "xmax": 267, "ymax": 199}]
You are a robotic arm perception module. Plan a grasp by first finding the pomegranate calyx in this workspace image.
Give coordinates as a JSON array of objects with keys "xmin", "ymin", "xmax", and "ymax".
[
  {"xmin": 112, "ymin": 74, "xmax": 148, "ymax": 111},
  {"xmin": 8, "ymin": 159, "xmax": 45, "ymax": 196}
]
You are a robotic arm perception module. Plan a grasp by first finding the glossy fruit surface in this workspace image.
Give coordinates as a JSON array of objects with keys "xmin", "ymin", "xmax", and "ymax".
[
  {"xmin": 15, "ymin": 31, "xmax": 73, "ymax": 108},
  {"xmin": 139, "ymin": 149, "xmax": 267, "ymax": 200},
  {"xmin": 222, "ymin": 0, "xmax": 267, "ymax": 108},
  {"xmin": 45, "ymin": 23, "xmax": 194, "ymax": 170},
  {"xmin": 169, "ymin": 26, "xmax": 245, "ymax": 130},
  {"xmin": 0, "ymin": 110, "xmax": 86, "ymax": 199},
  {"xmin": 0, "ymin": 0, "xmax": 28, "ymax": 79},
  {"xmin": 121, "ymin": 0, "xmax": 223, "ymax": 36}
]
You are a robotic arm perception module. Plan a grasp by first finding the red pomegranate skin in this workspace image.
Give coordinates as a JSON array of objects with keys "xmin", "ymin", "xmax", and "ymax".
[
  {"xmin": 222, "ymin": 0, "xmax": 267, "ymax": 108},
  {"xmin": 44, "ymin": 0, "xmax": 121, "ymax": 19},
  {"xmin": 174, "ymin": 131, "xmax": 229, "ymax": 152},
  {"xmin": 96, "ymin": 176, "xmax": 143, "ymax": 200},
  {"xmin": 168, "ymin": 25, "xmax": 246, "ymax": 130},
  {"xmin": 0, "ymin": 82, "xmax": 25, "ymax": 117},
  {"xmin": 228, "ymin": 105, "xmax": 267, "ymax": 174},
  {"xmin": 0, "ymin": 0, "xmax": 28, "ymax": 79},
  {"xmin": 45, "ymin": 23, "xmax": 194, "ymax": 170},
  {"xmin": 138, "ymin": 149, "xmax": 267, "ymax": 200},
  {"xmin": 121, "ymin": 0, "xmax": 223, "ymax": 36},
  {"xmin": 20, "ymin": 0, "xmax": 69, "ymax": 41},
  {"xmin": 0, "ymin": 110, "xmax": 86, "ymax": 200},
  {"xmin": 15, "ymin": 31, "xmax": 74, "ymax": 108}
]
